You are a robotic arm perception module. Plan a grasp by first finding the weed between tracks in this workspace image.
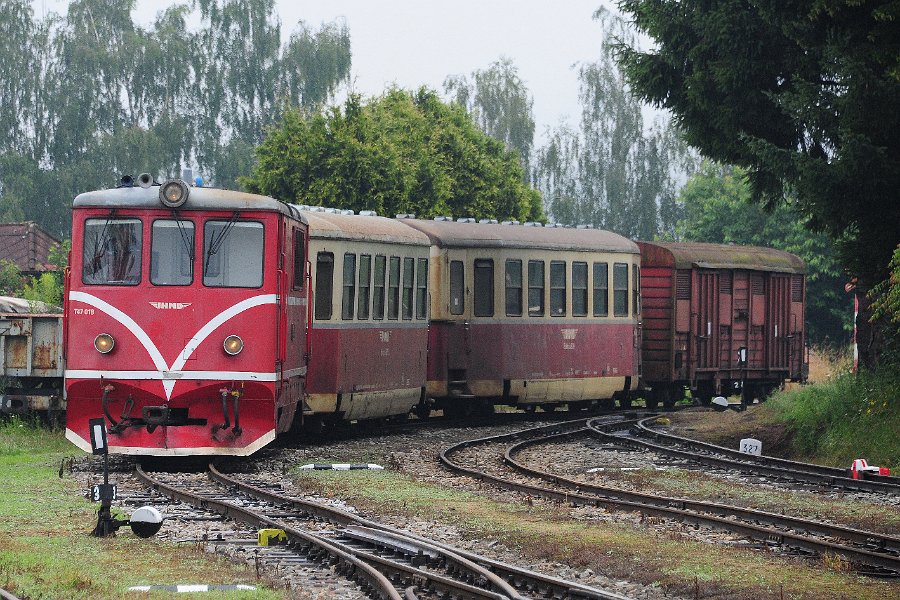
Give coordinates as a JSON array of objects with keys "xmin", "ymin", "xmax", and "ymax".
[
  {"xmin": 292, "ymin": 464, "xmax": 899, "ymax": 600},
  {"xmin": 0, "ymin": 417, "xmax": 281, "ymax": 600}
]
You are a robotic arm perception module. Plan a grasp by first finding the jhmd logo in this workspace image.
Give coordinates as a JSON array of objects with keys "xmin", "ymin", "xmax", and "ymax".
[{"xmin": 150, "ymin": 302, "xmax": 192, "ymax": 310}]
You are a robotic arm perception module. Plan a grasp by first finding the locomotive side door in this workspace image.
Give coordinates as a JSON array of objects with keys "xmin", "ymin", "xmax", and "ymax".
[{"xmin": 277, "ymin": 222, "xmax": 309, "ymax": 432}]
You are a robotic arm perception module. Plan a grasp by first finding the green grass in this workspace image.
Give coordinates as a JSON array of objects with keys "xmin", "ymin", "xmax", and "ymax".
[
  {"xmin": 0, "ymin": 417, "xmax": 282, "ymax": 599},
  {"xmin": 765, "ymin": 365, "xmax": 900, "ymax": 471}
]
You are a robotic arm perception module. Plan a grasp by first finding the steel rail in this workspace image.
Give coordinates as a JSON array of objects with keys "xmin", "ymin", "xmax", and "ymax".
[
  {"xmin": 438, "ymin": 421, "xmax": 900, "ymax": 574},
  {"xmin": 208, "ymin": 461, "xmax": 628, "ymax": 600},
  {"xmin": 630, "ymin": 416, "xmax": 900, "ymax": 494},
  {"xmin": 138, "ymin": 463, "xmax": 524, "ymax": 600},
  {"xmin": 0, "ymin": 589, "xmax": 21, "ymax": 600}
]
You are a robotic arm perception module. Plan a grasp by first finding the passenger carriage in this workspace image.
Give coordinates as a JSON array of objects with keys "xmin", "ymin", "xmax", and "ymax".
[
  {"xmin": 304, "ymin": 210, "xmax": 431, "ymax": 425},
  {"xmin": 401, "ymin": 219, "xmax": 642, "ymax": 415},
  {"xmin": 638, "ymin": 241, "xmax": 807, "ymax": 407},
  {"xmin": 65, "ymin": 177, "xmax": 309, "ymax": 455}
]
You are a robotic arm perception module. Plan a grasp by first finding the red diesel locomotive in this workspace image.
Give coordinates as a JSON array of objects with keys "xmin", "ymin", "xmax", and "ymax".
[{"xmin": 65, "ymin": 177, "xmax": 310, "ymax": 456}]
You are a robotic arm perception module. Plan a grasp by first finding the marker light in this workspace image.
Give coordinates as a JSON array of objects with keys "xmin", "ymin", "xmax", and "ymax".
[
  {"xmin": 94, "ymin": 333, "xmax": 115, "ymax": 354},
  {"xmin": 159, "ymin": 179, "xmax": 189, "ymax": 208},
  {"xmin": 223, "ymin": 335, "xmax": 244, "ymax": 356}
]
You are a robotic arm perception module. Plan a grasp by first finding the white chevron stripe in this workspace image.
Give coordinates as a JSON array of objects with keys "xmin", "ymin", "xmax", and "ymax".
[{"xmin": 68, "ymin": 291, "xmax": 278, "ymax": 400}]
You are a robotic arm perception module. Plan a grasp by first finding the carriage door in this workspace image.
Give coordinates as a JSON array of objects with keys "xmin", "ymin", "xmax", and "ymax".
[
  {"xmin": 695, "ymin": 271, "xmax": 719, "ymax": 369},
  {"xmin": 767, "ymin": 274, "xmax": 791, "ymax": 371}
]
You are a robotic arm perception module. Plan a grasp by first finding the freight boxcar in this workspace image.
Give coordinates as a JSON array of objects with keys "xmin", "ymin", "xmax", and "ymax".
[
  {"xmin": 402, "ymin": 219, "xmax": 642, "ymax": 415},
  {"xmin": 638, "ymin": 241, "xmax": 807, "ymax": 407}
]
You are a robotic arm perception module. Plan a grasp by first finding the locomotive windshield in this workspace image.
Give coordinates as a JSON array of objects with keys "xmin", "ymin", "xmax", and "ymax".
[
  {"xmin": 203, "ymin": 219, "xmax": 264, "ymax": 287},
  {"xmin": 82, "ymin": 218, "xmax": 142, "ymax": 285},
  {"xmin": 151, "ymin": 219, "xmax": 194, "ymax": 285}
]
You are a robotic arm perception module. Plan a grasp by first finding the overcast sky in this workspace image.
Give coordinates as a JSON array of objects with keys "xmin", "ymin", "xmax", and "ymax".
[{"xmin": 31, "ymin": 1, "xmax": 611, "ymax": 136}]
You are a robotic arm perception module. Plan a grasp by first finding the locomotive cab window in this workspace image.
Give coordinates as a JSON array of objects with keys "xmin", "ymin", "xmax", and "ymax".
[
  {"xmin": 550, "ymin": 261, "xmax": 566, "ymax": 316},
  {"xmin": 203, "ymin": 220, "xmax": 263, "ymax": 287},
  {"xmin": 474, "ymin": 259, "xmax": 494, "ymax": 317},
  {"xmin": 83, "ymin": 217, "xmax": 143, "ymax": 285},
  {"xmin": 151, "ymin": 219, "xmax": 194, "ymax": 286},
  {"xmin": 450, "ymin": 260, "xmax": 464, "ymax": 315},
  {"xmin": 613, "ymin": 262, "xmax": 628, "ymax": 317},
  {"xmin": 342, "ymin": 253, "xmax": 356, "ymax": 320},
  {"xmin": 528, "ymin": 260, "xmax": 545, "ymax": 316},
  {"xmin": 593, "ymin": 262, "xmax": 608, "ymax": 316},
  {"xmin": 505, "ymin": 259, "xmax": 522, "ymax": 316},
  {"xmin": 314, "ymin": 252, "xmax": 334, "ymax": 321}
]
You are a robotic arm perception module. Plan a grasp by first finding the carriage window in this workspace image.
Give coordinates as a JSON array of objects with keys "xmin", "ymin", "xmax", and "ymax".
[
  {"xmin": 528, "ymin": 260, "xmax": 545, "ymax": 316},
  {"xmin": 550, "ymin": 261, "xmax": 566, "ymax": 316},
  {"xmin": 505, "ymin": 259, "xmax": 522, "ymax": 316},
  {"xmin": 450, "ymin": 260, "xmax": 464, "ymax": 315},
  {"xmin": 593, "ymin": 262, "xmax": 609, "ymax": 316},
  {"xmin": 151, "ymin": 219, "xmax": 193, "ymax": 286},
  {"xmin": 573, "ymin": 262, "xmax": 587, "ymax": 316},
  {"xmin": 474, "ymin": 259, "xmax": 494, "ymax": 317},
  {"xmin": 613, "ymin": 262, "xmax": 628, "ymax": 317},
  {"xmin": 632, "ymin": 264, "xmax": 641, "ymax": 316},
  {"xmin": 416, "ymin": 258, "xmax": 428, "ymax": 319},
  {"xmin": 402, "ymin": 257, "xmax": 414, "ymax": 320},
  {"xmin": 388, "ymin": 256, "xmax": 400, "ymax": 320},
  {"xmin": 314, "ymin": 252, "xmax": 334, "ymax": 320},
  {"xmin": 83, "ymin": 218, "xmax": 142, "ymax": 285},
  {"xmin": 342, "ymin": 253, "xmax": 356, "ymax": 320},
  {"xmin": 203, "ymin": 220, "xmax": 264, "ymax": 287},
  {"xmin": 358, "ymin": 255, "xmax": 371, "ymax": 319},
  {"xmin": 373, "ymin": 255, "xmax": 386, "ymax": 319},
  {"xmin": 293, "ymin": 230, "xmax": 305, "ymax": 289}
]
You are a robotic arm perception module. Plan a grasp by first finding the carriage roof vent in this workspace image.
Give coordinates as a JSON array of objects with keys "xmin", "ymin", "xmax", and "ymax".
[
  {"xmin": 524, "ymin": 221, "xmax": 542, "ymax": 227},
  {"xmin": 456, "ymin": 217, "xmax": 476, "ymax": 223},
  {"xmin": 323, "ymin": 207, "xmax": 338, "ymax": 214},
  {"xmin": 576, "ymin": 224, "xmax": 593, "ymax": 229},
  {"xmin": 297, "ymin": 204, "xmax": 311, "ymax": 211},
  {"xmin": 395, "ymin": 213, "xmax": 415, "ymax": 219},
  {"xmin": 501, "ymin": 220, "xmax": 521, "ymax": 226},
  {"xmin": 359, "ymin": 210, "xmax": 378, "ymax": 217},
  {"xmin": 340, "ymin": 209, "xmax": 355, "ymax": 215},
  {"xmin": 433, "ymin": 215, "xmax": 453, "ymax": 221},
  {"xmin": 309, "ymin": 206, "xmax": 324, "ymax": 212},
  {"xmin": 479, "ymin": 219, "xmax": 498, "ymax": 224}
]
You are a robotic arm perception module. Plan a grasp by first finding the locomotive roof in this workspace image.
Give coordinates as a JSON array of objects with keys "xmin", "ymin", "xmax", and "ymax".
[
  {"xmin": 303, "ymin": 212, "xmax": 431, "ymax": 246},
  {"xmin": 400, "ymin": 219, "xmax": 639, "ymax": 254},
  {"xmin": 73, "ymin": 185, "xmax": 307, "ymax": 222},
  {"xmin": 637, "ymin": 241, "xmax": 805, "ymax": 274}
]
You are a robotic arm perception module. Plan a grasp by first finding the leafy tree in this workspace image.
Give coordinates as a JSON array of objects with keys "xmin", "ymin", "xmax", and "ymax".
[
  {"xmin": 243, "ymin": 88, "xmax": 543, "ymax": 222},
  {"xmin": 23, "ymin": 272, "xmax": 63, "ymax": 310},
  {"xmin": 444, "ymin": 57, "xmax": 536, "ymax": 179},
  {"xmin": 678, "ymin": 162, "xmax": 851, "ymax": 344},
  {"xmin": 533, "ymin": 8, "xmax": 695, "ymax": 238},
  {"xmin": 615, "ymin": 0, "xmax": 900, "ymax": 368},
  {"xmin": 0, "ymin": 260, "xmax": 24, "ymax": 297}
]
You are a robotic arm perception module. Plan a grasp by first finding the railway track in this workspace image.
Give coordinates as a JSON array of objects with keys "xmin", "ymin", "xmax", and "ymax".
[
  {"xmin": 133, "ymin": 462, "xmax": 630, "ymax": 599},
  {"xmin": 439, "ymin": 416, "xmax": 900, "ymax": 576},
  {"xmin": 618, "ymin": 416, "xmax": 900, "ymax": 494}
]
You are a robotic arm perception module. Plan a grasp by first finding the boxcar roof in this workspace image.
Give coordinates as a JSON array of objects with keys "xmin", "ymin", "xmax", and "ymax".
[
  {"xmin": 74, "ymin": 185, "xmax": 307, "ymax": 222},
  {"xmin": 304, "ymin": 212, "xmax": 431, "ymax": 246},
  {"xmin": 638, "ymin": 241, "xmax": 805, "ymax": 274},
  {"xmin": 401, "ymin": 219, "xmax": 638, "ymax": 254}
]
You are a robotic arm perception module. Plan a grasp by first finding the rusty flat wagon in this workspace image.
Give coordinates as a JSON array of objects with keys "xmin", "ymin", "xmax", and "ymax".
[{"xmin": 637, "ymin": 242, "xmax": 807, "ymax": 407}]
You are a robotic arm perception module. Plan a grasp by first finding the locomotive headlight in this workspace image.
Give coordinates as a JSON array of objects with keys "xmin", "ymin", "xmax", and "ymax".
[
  {"xmin": 159, "ymin": 179, "xmax": 189, "ymax": 208},
  {"xmin": 223, "ymin": 335, "xmax": 244, "ymax": 356},
  {"xmin": 94, "ymin": 333, "xmax": 115, "ymax": 354}
]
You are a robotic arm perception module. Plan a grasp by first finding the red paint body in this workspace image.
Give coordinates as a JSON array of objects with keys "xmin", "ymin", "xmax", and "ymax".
[
  {"xmin": 638, "ymin": 241, "xmax": 806, "ymax": 404},
  {"xmin": 65, "ymin": 186, "xmax": 308, "ymax": 456}
]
